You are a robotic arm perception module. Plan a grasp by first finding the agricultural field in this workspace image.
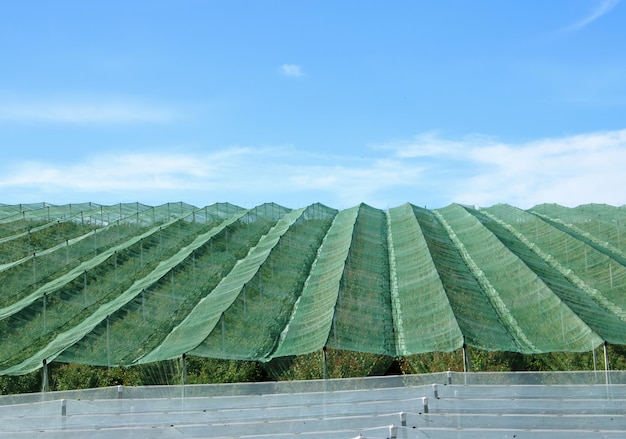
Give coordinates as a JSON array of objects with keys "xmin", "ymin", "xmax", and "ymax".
[{"xmin": 1, "ymin": 201, "xmax": 626, "ymax": 393}]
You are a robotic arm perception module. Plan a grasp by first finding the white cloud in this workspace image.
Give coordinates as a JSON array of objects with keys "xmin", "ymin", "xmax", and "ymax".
[
  {"xmin": 0, "ymin": 99, "xmax": 176, "ymax": 124},
  {"xmin": 280, "ymin": 64, "xmax": 304, "ymax": 78},
  {"xmin": 379, "ymin": 129, "xmax": 626, "ymax": 208},
  {"xmin": 0, "ymin": 146, "xmax": 425, "ymax": 208},
  {"xmin": 1, "ymin": 130, "xmax": 625, "ymax": 209},
  {"xmin": 566, "ymin": 0, "xmax": 620, "ymax": 31}
]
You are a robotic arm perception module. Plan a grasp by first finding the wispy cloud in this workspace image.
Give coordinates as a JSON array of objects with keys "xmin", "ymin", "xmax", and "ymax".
[
  {"xmin": 379, "ymin": 129, "xmax": 626, "ymax": 208},
  {"xmin": 566, "ymin": 0, "xmax": 620, "ymax": 31},
  {"xmin": 0, "ymin": 99, "xmax": 176, "ymax": 124},
  {"xmin": 1, "ymin": 130, "xmax": 625, "ymax": 209},
  {"xmin": 280, "ymin": 64, "xmax": 304, "ymax": 78},
  {"xmin": 0, "ymin": 146, "xmax": 424, "ymax": 208}
]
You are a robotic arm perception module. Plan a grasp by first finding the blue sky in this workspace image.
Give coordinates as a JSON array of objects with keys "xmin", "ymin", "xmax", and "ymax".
[{"xmin": 1, "ymin": 0, "xmax": 625, "ymax": 209}]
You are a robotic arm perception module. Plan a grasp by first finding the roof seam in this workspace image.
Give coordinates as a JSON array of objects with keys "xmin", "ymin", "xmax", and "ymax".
[
  {"xmin": 432, "ymin": 209, "xmax": 537, "ymax": 353},
  {"xmin": 385, "ymin": 208, "xmax": 406, "ymax": 356},
  {"xmin": 483, "ymin": 210, "xmax": 626, "ymax": 325},
  {"xmin": 0, "ymin": 210, "xmax": 249, "ymax": 375},
  {"xmin": 141, "ymin": 207, "xmax": 305, "ymax": 364}
]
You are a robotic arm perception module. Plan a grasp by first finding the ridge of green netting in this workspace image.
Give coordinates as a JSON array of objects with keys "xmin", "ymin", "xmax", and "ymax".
[
  {"xmin": 0, "ymin": 203, "xmax": 111, "ymax": 253},
  {"xmin": 386, "ymin": 207, "xmax": 406, "ymax": 355},
  {"xmin": 446, "ymin": 205, "xmax": 604, "ymax": 353},
  {"xmin": 476, "ymin": 207, "xmax": 615, "ymax": 346},
  {"xmin": 189, "ymin": 204, "xmax": 337, "ymax": 361},
  {"xmin": 468, "ymin": 206, "xmax": 603, "ymax": 350},
  {"xmin": 267, "ymin": 205, "xmax": 360, "ymax": 359},
  {"xmin": 411, "ymin": 206, "xmax": 515, "ymax": 351},
  {"xmin": 0, "ymin": 202, "xmax": 192, "ymax": 276},
  {"xmin": 0, "ymin": 213, "xmax": 196, "ymax": 322},
  {"xmin": 0, "ymin": 230, "xmax": 95, "ymax": 273},
  {"xmin": 387, "ymin": 204, "xmax": 463, "ymax": 355},
  {"xmin": 55, "ymin": 204, "xmax": 277, "ymax": 367},
  {"xmin": 531, "ymin": 211, "xmax": 626, "ymax": 270},
  {"xmin": 0, "ymin": 210, "xmax": 250, "ymax": 375},
  {"xmin": 0, "ymin": 203, "xmax": 55, "ymax": 222},
  {"xmin": 137, "ymin": 207, "xmax": 307, "ymax": 364},
  {"xmin": 0, "ymin": 213, "xmax": 143, "ymax": 273},
  {"xmin": 433, "ymin": 206, "xmax": 538, "ymax": 352},
  {"xmin": 0, "ymin": 218, "xmax": 74, "ymax": 245},
  {"xmin": 484, "ymin": 208, "xmax": 626, "ymax": 325},
  {"xmin": 0, "ymin": 205, "xmax": 206, "ymax": 320},
  {"xmin": 0, "ymin": 202, "xmax": 153, "ymax": 226},
  {"xmin": 325, "ymin": 204, "xmax": 393, "ymax": 355}
]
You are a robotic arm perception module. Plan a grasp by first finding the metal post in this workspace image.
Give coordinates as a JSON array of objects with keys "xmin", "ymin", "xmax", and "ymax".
[
  {"xmin": 604, "ymin": 341, "xmax": 611, "ymax": 390},
  {"xmin": 41, "ymin": 359, "xmax": 49, "ymax": 393},
  {"xmin": 221, "ymin": 314, "xmax": 226, "ymax": 351},
  {"xmin": 142, "ymin": 289, "xmax": 146, "ymax": 322},
  {"xmin": 243, "ymin": 284, "xmax": 247, "ymax": 316},
  {"xmin": 84, "ymin": 271, "xmax": 88, "ymax": 305},
  {"xmin": 322, "ymin": 346, "xmax": 328, "ymax": 380},
  {"xmin": 106, "ymin": 316, "xmax": 111, "ymax": 369},
  {"xmin": 462, "ymin": 343, "xmax": 471, "ymax": 386},
  {"xmin": 389, "ymin": 424, "xmax": 398, "ymax": 439},
  {"xmin": 61, "ymin": 399, "xmax": 67, "ymax": 430},
  {"xmin": 42, "ymin": 294, "xmax": 47, "ymax": 334},
  {"xmin": 181, "ymin": 353, "xmax": 187, "ymax": 386}
]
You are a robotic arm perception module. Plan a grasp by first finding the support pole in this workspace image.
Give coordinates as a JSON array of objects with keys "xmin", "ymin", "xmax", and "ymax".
[
  {"xmin": 462, "ymin": 343, "xmax": 471, "ymax": 386},
  {"xmin": 462, "ymin": 343, "xmax": 472, "ymax": 372},
  {"xmin": 221, "ymin": 313, "xmax": 226, "ymax": 351},
  {"xmin": 389, "ymin": 424, "xmax": 398, "ymax": 439},
  {"xmin": 322, "ymin": 346, "xmax": 328, "ymax": 380},
  {"xmin": 181, "ymin": 353, "xmax": 187, "ymax": 386},
  {"xmin": 106, "ymin": 316, "xmax": 111, "ymax": 369},
  {"xmin": 42, "ymin": 294, "xmax": 47, "ymax": 334},
  {"xmin": 61, "ymin": 399, "xmax": 67, "ymax": 430},
  {"xmin": 41, "ymin": 359, "xmax": 49, "ymax": 393},
  {"xmin": 604, "ymin": 341, "xmax": 611, "ymax": 386}
]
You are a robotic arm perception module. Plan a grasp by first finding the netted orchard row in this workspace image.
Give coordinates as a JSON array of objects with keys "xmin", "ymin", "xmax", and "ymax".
[{"xmin": 1, "ymin": 201, "xmax": 626, "ymax": 376}]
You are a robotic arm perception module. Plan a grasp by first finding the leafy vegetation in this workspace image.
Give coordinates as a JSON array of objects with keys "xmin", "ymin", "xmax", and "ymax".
[{"xmin": 3, "ymin": 346, "xmax": 626, "ymax": 395}]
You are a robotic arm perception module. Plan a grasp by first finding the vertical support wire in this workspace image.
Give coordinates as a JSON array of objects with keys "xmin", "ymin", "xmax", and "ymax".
[
  {"xmin": 141, "ymin": 289, "xmax": 146, "ymax": 322},
  {"xmin": 221, "ymin": 313, "xmax": 226, "ymax": 352},
  {"xmin": 84, "ymin": 271, "xmax": 88, "ymax": 306},
  {"xmin": 181, "ymin": 353, "xmax": 187, "ymax": 385},
  {"xmin": 604, "ymin": 341, "xmax": 611, "ymax": 398},
  {"xmin": 42, "ymin": 294, "xmax": 47, "ymax": 334},
  {"xmin": 41, "ymin": 359, "xmax": 49, "ymax": 393},
  {"xmin": 106, "ymin": 315, "xmax": 111, "ymax": 370}
]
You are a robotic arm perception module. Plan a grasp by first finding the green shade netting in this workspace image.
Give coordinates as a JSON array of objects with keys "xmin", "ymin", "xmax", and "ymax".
[{"xmin": 1, "ymin": 201, "xmax": 625, "ymax": 375}]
